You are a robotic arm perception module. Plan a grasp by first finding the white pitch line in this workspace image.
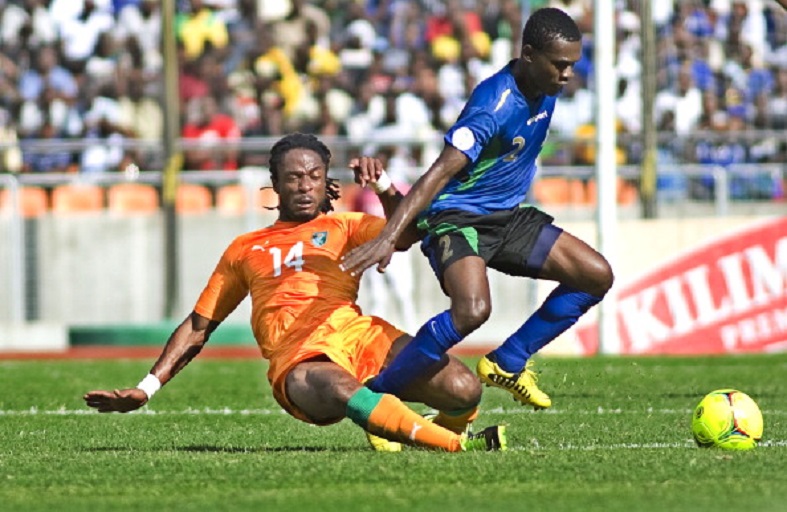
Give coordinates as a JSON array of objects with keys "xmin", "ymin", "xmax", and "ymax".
[{"xmin": 2, "ymin": 408, "xmax": 784, "ymax": 450}]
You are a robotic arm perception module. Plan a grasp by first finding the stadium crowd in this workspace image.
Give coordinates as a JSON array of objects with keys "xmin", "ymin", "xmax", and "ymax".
[{"xmin": 0, "ymin": 0, "xmax": 785, "ymax": 198}]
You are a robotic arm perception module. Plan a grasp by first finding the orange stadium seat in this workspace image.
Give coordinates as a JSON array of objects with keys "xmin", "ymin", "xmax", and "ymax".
[
  {"xmin": 216, "ymin": 184, "xmax": 273, "ymax": 214},
  {"xmin": 215, "ymin": 184, "xmax": 247, "ymax": 214},
  {"xmin": 176, "ymin": 183, "xmax": 212, "ymax": 213},
  {"xmin": 586, "ymin": 178, "xmax": 639, "ymax": 205},
  {"xmin": 51, "ymin": 184, "xmax": 105, "ymax": 213},
  {"xmin": 0, "ymin": 186, "xmax": 49, "ymax": 217},
  {"xmin": 107, "ymin": 183, "xmax": 159, "ymax": 213},
  {"xmin": 532, "ymin": 177, "xmax": 572, "ymax": 205}
]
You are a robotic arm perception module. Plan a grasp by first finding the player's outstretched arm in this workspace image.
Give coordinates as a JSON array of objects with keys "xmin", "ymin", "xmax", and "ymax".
[
  {"xmin": 348, "ymin": 156, "xmax": 420, "ymax": 250},
  {"xmin": 83, "ymin": 312, "xmax": 219, "ymax": 413},
  {"xmin": 341, "ymin": 145, "xmax": 468, "ymax": 274}
]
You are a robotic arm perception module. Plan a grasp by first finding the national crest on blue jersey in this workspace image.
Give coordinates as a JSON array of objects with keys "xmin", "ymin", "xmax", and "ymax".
[{"xmin": 311, "ymin": 231, "xmax": 328, "ymax": 247}]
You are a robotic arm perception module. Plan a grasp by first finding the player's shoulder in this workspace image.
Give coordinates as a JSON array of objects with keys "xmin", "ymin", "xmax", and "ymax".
[
  {"xmin": 325, "ymin": 211, "xmax": 378, "ymax": 229},
  {"xmin": 468, "ymin": 63, "xmax": 517, "ymax": 109}
]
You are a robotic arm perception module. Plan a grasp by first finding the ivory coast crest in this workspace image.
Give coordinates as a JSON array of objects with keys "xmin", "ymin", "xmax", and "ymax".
[{"xmin": 311, "ymin": 231, "xmax": 328, "ymax": 247}]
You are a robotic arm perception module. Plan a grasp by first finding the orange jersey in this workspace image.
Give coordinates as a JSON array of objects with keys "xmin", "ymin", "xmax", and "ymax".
[{"xmin": 194, "ymin": 212, "xmax": 387, "ymax": 359}]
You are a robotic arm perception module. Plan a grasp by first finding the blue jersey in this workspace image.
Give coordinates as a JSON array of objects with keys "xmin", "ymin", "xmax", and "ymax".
[{"xmin": 425, "ymin": 61, "xmax": 557, "ymax": 216}]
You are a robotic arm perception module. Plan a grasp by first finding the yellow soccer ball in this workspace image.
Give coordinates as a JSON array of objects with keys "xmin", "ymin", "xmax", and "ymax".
[{"xmin": 691, "ymin": 389, "xmax": 763, "ymax": 451}]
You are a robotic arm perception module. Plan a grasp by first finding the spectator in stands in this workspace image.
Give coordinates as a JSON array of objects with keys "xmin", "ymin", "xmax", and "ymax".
[
  {"xmin": 176, "ymin": 0, "xmax": 229, "ymax": 61},
  {"xmin": 655, "ymin": 62, "xmax": 703, "ymax": 136},
  {"xmin": 267, "ymin": 0, "xmax": 331, "ymax": 61},
  {"xmin": 548, "ymin": 0, "xmax": 592, "ymax": 32},
  {"xmin": 551, "ymin": 72, "xmax": 593, "ymax": 139},
  {"xmin": 178, "ymin": 49, "xmax": 210, "ymax": 106},
  {"xmin": 182, "ymin": 95, "xmax": 241, "ymax": 171},
  {"xmin": 81, "ymin": 82, "xmax": 135, "ymax": 173},
  {"xmin": 115, "ymin": 0, "xmax": 162, "ymax": 73},
  {"xmin": 253, "ymin": 25, "xmax": 305, "ymax": 131},
  {"xmin": 18, "ymin": 45, "xmax": 77, "ymax": 103},
  {"xmin": 56, "ymin": 0, "xmax": 115, "ymax": 72},
  {"xmin": 84, "ymin": 31, "xmax": 122, "ymax": 88},
  {"xmin": 764, "ymin": 67, "xmax": 787, "ymax": 129},
  {"xmin": 0, "ymin": 0, "xmax": 57, "ymax": 51},
  {"xmin": 117, "ymin": 70, "xmax": 163, "ymax": 168},
  {"xmin": 21, "ymin": 118, "xmax": 73, "ymax": 173},
  {"xmin": 0, "ymin": 107, "xmax": 22, "ymax": 173}
]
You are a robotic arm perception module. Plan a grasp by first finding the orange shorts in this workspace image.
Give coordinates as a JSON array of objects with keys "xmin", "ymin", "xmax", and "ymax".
[{"xmin": 268, "ymin": 313, "xmax": 404, "ymax": 425}]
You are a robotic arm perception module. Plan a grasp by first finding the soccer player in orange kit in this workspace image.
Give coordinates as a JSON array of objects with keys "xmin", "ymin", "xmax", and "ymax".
[{"xmin": 84, "ymin": 133, "xmax": 506, "ymax": 452}]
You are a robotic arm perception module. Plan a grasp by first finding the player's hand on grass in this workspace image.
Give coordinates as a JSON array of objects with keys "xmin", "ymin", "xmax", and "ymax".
[
  {"xmin": 348, "ymin": 156, "xmax": 385, "ymax": 189},
  {"xmin": 83, "ymin": 388, "xmax": 148, "ymax": 413}
]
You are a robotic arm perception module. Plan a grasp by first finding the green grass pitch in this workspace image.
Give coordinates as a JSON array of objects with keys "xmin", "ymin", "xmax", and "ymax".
[{"xmin": 1, "ymin": 353, "xmax": 786, "ymax": 511}]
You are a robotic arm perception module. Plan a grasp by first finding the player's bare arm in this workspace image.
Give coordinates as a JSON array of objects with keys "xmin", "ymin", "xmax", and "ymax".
[
  {"xmin": 83, "ymin": 312, "xmax": 219, "ymax": 413},
  {"xmin": 349, "ymin": 156, "xmax": 420, "ymax": 250},
  {"xmin": 341, "ymin": 145, "xmax": 469, "ymax": 274}
]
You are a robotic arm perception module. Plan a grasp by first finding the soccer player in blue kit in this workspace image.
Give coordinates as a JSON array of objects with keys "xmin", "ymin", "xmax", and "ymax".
[{"xmin": 340, "ymin": 7, "xmax": 614, "ymax": 409}]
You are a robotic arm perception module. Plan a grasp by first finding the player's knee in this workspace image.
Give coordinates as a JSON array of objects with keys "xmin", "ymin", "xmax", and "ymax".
[
  {"xmin": 593, "ymin": 257, "xmax": 615, "ymax": 296},
  {"xmin": 452, "ymin": 298, "xmax": 491, "ymax": 334},
  {"xmin": 443, "ymin": 359, "xmax": 482, "ymax": 408},
  {"xmin": 455, "ymin": 370, "xmax": 483, "ymax": 407},
  {"xmin": 584, "ymin": 255, "xmax": 614, "ymax": 297}
]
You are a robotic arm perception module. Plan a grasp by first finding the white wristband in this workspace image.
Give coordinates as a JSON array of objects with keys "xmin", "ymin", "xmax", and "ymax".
[
  {"xmin": 369, "ymin": 170, "xmax": 392, "ymax": 194},
  {"xmin": 136, "ymin": 374, "xmax": 162, "ymax": 399}
]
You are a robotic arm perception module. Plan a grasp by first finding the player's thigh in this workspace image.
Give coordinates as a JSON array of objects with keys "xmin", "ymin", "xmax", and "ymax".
[
  {"xmin": 285, "ymin": 359, "xmax": 362, "ymax": 422},
  {"xmin": 539, "ymin": 231, "xmax": 613, "ymax": 295},
  {"xmin": 443, "ymin": 255, "xmax": 491, "ymax": 314}
]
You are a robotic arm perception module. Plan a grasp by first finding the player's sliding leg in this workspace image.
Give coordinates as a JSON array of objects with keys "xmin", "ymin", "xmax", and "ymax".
[
  {"xmin": 431, "ymin": 406, "xmax": 479, "ymax": 434},
  {"xmin": 478, "ymin": 285, "xmax": 602, "ymax": 409},
  {"xmin": 347, "ymin": 388, "xmax": 504, "ymax": 452},
  {"xmin": 365, "ymin": 351, "xmax": 482, "ymax": 451},
  {"xmin": 366, "ymin": 310, "xmax": 463, "ymax": 395},
  {"xmin": 398, "ymin": 354, "xmax": 481, "ymax": 435},
  {"xmin": 284, "ymin": 360, "xmax": 504, "ymax": 452}
]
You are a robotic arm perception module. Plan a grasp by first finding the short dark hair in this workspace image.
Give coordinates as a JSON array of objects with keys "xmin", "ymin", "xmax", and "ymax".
[
  {"xmin": 521, "ymin": 7, "xmax": 582, "ymax": 50},
  {"xmin": 269, "ymin": 132, "xmax": 341, "ymax": 213}
]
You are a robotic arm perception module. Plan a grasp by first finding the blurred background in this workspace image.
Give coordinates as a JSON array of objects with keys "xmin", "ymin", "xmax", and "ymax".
[{"xmin": 0, "ymin": 0, "xmax": 784, "ymax": 356}]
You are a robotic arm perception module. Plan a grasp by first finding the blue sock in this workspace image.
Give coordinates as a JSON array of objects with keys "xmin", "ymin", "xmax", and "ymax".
[
  {"xmin": 492, "ymin": 285, "xmax": 602, "ymax": 373},
  {"xmin": 368, "ymin": 310, "xmax": 463, "ymax": 395}
]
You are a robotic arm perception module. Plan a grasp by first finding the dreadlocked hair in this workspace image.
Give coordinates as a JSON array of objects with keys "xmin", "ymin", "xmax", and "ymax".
[
  {"xmin": 268, "ymin": 132, "xmax": 341, "ymax": 213},
  {"xmin": 521, "ymin": 7, "xmax": 582, "ymax": 50}
]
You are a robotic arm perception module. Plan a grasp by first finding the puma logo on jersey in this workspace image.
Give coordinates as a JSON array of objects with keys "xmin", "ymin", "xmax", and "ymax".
[{"xmin": 409, "ymin": 423, "xmax": 423, "ymax": 441}]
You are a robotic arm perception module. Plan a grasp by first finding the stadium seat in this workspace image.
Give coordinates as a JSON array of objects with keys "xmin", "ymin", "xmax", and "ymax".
[
  {"xmin": 176, "ymin": 183, "xmax": 212, "ymax": 214},
  {"xmin": 568, "ymin": 179, "xmax": 587, "ymax": 204},
  {"xmin": 0, "ymin": 186, "xmax": 49, "ymax": 217},
  {"xmin": 532, "ymin": 177, "xmax": 572, "ymax": 205},
  {"xmin": 51, "ymin": 184, "xmax": 105, "ymax": 213},
  {"xmin": 585, "ymin": 178, "xmax": 639, "ymax": 205},
  {"xmin": 216, "ymin": 184, "xmax": 273, "ymax": 214},
  {"xmin": 107, "ymin": 183, "xmax": 159, "ymax": 213},
  {"xmin": 216, "ymin": 184, "xmax": 247, "ymax": 214}
]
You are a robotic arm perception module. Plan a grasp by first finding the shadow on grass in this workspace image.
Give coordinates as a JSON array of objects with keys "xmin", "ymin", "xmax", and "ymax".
[{"xmin": 84, "ymin": 445, "xmax": 362, "ymax": 453}]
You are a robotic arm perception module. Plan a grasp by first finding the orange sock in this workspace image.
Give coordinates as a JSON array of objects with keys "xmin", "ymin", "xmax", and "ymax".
[
  {"xmin": 346, "ymin": 388, "xmax": 462, "ymax": 452},
  {"xmin": 433, "ymin": 406, "xmax": 479, "ymax": 434}
]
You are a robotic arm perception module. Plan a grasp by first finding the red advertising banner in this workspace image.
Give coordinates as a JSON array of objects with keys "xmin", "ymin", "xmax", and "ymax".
[{"xmin": 576, "ymin": 216, "xmax": 787, "ymax": 355}]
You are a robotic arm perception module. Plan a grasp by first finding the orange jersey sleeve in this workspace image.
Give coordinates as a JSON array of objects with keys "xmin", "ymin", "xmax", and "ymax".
[{"xmin": 194, "ymin": 212, "xmax": 386, "ymax": 358}]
